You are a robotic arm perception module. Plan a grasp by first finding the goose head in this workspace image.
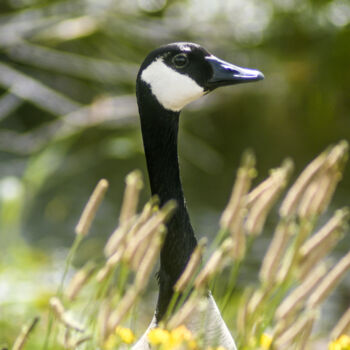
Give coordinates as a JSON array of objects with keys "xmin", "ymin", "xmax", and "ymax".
[{"xmin": 136, "ymin": 42, "xmax": 264, "ymax": 112}]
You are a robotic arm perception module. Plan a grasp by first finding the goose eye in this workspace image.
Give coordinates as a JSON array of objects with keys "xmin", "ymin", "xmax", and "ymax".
[{"xmin": 172, "ymin": 53, "xmax": 189, "ymax": 68}]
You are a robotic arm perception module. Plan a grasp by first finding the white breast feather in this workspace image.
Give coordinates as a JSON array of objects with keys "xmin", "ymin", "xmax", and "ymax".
[
  {"xmin": 132, "ymin": 294, "xmax": 237, "ymax": 350},
  {"xmin": 141, "ymin": 59, "xmax": 205, "ymax": 112}
]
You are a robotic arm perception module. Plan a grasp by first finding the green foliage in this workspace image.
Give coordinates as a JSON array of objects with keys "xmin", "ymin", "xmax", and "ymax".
[{"xmin": 2, "ymin": 143, "xmax": 350, "ymax": 349}]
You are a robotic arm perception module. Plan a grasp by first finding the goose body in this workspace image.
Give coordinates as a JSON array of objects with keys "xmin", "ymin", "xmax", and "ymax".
[{"xmin": 133, "ymin": 42, "xmax": 263, "ymax": 349}]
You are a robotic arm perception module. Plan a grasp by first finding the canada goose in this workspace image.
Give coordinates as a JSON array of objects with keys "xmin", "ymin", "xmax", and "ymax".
[{"xmin": 133, "ymin": 42, "xmax": 263, "ymax": 350}]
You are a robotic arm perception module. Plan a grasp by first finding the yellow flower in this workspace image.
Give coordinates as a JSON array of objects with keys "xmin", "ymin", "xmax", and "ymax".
[
  {"xmin": 329, "ymin": 335, "xmax": 350, "ymax": 350},
  {"xmin": 329, "ymin": 343, "xmax": 341, "ymax": 350},
  {"xmin": 148, "ymin": 328, "xmax": 171, "ymax": 345},
  {"xmin": 338, "ymin": 335, "xmax": 350, "ymax": 347},
  {"xmin": 171, "ymin": 325, "xmax": 193, "ymax": 345},
  {"xmin": 188, "ymin": 340, "xmax": 197, "ymax": 349},
  {"xmin": 116, "ymin": 326, "xmax": 136, "ymax": 344},
  {"xmin": 104, "ymin": 334, "xmax": 117, "ymax": 350},
  {"xmin": 260, "ymin": 333, "xmax": 273, "ymax": 349},
  {"xmin": 148, "ymin": 326, "xmax": 196, "ymax": 349}
]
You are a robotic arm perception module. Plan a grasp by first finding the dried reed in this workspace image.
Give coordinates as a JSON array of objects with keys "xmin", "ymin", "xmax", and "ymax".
[
  {"xmin": 49, "ymin": 297, "xmax": 84, "ymax": 332},
  {"xmin": 75, "ymin": 179, "xmax": 108, "ymax": 236},
  {"xmin": 119, "ymin": 170, "xmax": 143, "ymax": 225},
  {"xmin": 275, "ymin": 263, "xmax": 327, "ymax": 320},
  {"xmin": 107, "ymin": 288, "xmax": 138, "ymax": 333},
  {"xmin": 279, "ymin": 153, "xmax": 327, "ymax": 217},
  {"xmin": 259, "ymin": 221, "xmax": 294, "ymax": 284},
  {"xmin": 274, "ymin": 311, "xmax": 317, "ymax": 348},
  {"xmin": 300, "ymin": 209, "xmax": 348, "ymax": 257},
  {"xmin": 220, "ymin": 151, "xmax": 255, "ymax": 231},
  {"xmin": 245, "ymin": 160, "xmax": 292, "ymax": 235},
  {"xmin": 167, "ymin": 294, "xmax": 202, "ymax": 330},
  {"xmin": 194, "ymin": 238, "xmax": 234, "ymax": 289},
  {"xmin": 307, "ymin": 250, "xmax": 350, "ymax": 308},
  {"xmin": 331, "ymin": 307, "xmax": 350, "ymax": 340},
  {"xmin": 12, "ymin": 317, "xmax": 39, "ymax": 350},
  {"xmin": 66, "ymin": 263, "xmax": 96, "ymax": 301},
  {"xmin": 174, "ymin": 238, "xmax": 207, "ymax": 293},
  {"xmin": 38, "ymin": 141, "xmax": 348, "ymax": 350}
]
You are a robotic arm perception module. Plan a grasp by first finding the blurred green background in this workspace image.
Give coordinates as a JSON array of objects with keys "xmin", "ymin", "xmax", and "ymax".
[{"xmin": 0, "ymin": 0, "xmax": 349, "ymax": 344}]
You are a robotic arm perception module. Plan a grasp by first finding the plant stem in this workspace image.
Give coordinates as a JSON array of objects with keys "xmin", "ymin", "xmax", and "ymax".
[{"xmin": 42, "ymin": 234, "xmax": 83, "ymax": 350}]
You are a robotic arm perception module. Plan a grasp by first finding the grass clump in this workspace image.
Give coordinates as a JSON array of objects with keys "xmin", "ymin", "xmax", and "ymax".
[{"xmin": 5, "ymin": 141, "xmax": 350, "ymax": 350}]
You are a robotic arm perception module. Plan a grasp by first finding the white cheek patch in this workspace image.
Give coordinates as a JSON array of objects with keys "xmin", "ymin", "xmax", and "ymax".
[{"xmin": 141, "ymin": 59, "xmax": 205, "ymax": 112}]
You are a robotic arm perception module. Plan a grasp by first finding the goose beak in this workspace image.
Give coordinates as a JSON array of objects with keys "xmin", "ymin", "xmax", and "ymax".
[{"xmin": 205, "ymin": 55, "xmax": 264, "ymax": 90}]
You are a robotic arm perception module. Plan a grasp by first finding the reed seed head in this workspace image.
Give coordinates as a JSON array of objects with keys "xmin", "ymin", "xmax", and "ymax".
[
  {"xmin": 104, "ymin": 220, "xmax": 134, "ymax": 258},
  {"xmin": 119, "ymin": 170, "xmax": 143, "ymax": 225},
  {"xmin": 75, "ymin": 178, "xmax": 109, "ymax": 236},
  {"xmin": 49, "ymin": 296, "xmax": 65, "ymax": 318},
  {"xmin": 326, "ymin": 140, "xmax": 348, "ymax": 169},
  {"xmin": 259, "ymin": 221, "xmax": 294, "ymax": 284},
  {"xmin": 220, "ymin": 150, "xmax": 255, "ymax": 231},
  {"xmin": 66, "ymin": 263, "xmax": 95, "ymax": 301},
  {"xmin": 275, "ymin": 263, "xmax": 327, "ymax": 320},
  {"xmin": 194, "ymin": 238, "xmax": 234, "ymax": 289},
  {"xmin": 246, "ymin": 160, "xmax": 292, "ymax": 236},
  {"xmin": 123, "ymin": 203, "xmax": 174, "ymax": 270},
  {"xmin": 300, "ymin": 208, "xmax": 349, "ymax": 258},
  {"xmin": 274, "ymin": 311, "xmax": 317, "ymax": 348},
  {"xmin": 134, "ymin": 230, "xmax": 164, "ymax": 290},
  {"xmin": 174, "ymin": 237, "xmax": 207, "ymax": 292},
  {"xmin": 12, "ymin": 317, "xmax": 39, "ymax": 350},
  {"xmin": 331, "ymin": 307, "xmax": 350, "ymax": 340},
  {"xmin": 280, "ymin": 153, "xmax": 327, "ymax": 218},
  {"xmin": 107, "ymin": 288, "xmax": 138, "ymax": 334},
  {"xmin": 167, "ymin": 295, "xmax": 202, "ymax": 330},
  {"xmin": 307, "ymin": 250, "xmax": 350, "ymax": 308},
  {"xmin": 49, "ymin": 297, "xmax": 84, "ymax": 332}
]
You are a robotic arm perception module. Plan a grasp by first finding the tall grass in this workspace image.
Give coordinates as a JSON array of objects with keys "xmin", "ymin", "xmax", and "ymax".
[{"xmin": 9, "ymin": 141, "xmax": 350, "ymax": 350}]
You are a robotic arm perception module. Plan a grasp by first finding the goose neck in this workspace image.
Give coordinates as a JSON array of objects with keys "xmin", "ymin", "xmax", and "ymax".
[{"xmin": 137, "ymin": 90, "xmax": 197, "ymax": 320}]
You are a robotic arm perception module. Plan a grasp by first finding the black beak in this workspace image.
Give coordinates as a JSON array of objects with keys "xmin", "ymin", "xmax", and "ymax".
[{"xmin": 205, "ymin": 55, "xmax": 264, "ymax": 90}]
